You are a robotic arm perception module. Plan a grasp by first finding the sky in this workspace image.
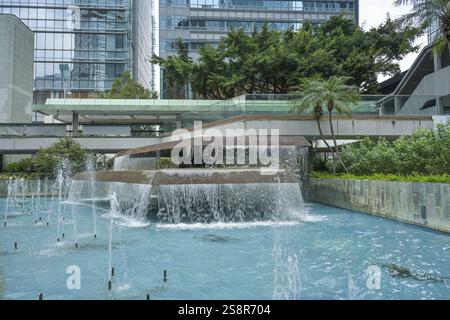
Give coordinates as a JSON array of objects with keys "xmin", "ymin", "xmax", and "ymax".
[{"xmin": 359, "ymin": 0, "xmax": 427, "ymax": 77}]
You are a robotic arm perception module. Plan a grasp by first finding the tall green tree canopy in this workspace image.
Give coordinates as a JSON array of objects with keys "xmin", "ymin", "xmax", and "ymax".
[
  {"xmin": 102, "ymin": 71, "xmax": 158, "ymax": 99},
  {"xmin": 152, "ymin": 16, "xmax": 420, "ymax": 98}
]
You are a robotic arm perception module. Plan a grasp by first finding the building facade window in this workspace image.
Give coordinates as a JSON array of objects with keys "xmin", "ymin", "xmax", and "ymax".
[
  {"xmin": 0, "ymin": 0, "xmax": 132, "ymax": 103},
  {"xmin": 158, "ymin": 0, "xmax": 359, "ymax": 97}
]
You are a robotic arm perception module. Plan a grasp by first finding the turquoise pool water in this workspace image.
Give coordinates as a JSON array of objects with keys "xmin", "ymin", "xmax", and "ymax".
[{"xmin": 0, "ymin": 198, "xmax": 449, "ymax": 300}]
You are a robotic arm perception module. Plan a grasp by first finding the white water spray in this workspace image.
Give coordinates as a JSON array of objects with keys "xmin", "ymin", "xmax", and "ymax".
[
  {"xmin": 86, "ymin": 155, "xmax": 97, "ymax": 238},
  {"xmin": 108, "ymin": 192, "xmax": 120, "ymax": 287},
  {"xmin": 4, "ymin": 177, "xmax": 13, "ymax": 227}
]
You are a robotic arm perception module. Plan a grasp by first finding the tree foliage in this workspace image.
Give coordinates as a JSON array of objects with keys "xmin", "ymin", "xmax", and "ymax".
[
  {"xmin": 102, "ymin": 71, "xmax": 158, "ymax": 99},
  {"xmin": 291, "ymin": 76, "xmax": 360, "ymax": 173},
  {"xmin": 395, "ymin": 0, "xmax": 450, "ymax": 53},
  {"xmin": 152, "ymin": 16, "xmax": 420, "ymax": 98},
  {"xmin": 4, "ymin": 138, "xmax": 88, "ymax": 178}
]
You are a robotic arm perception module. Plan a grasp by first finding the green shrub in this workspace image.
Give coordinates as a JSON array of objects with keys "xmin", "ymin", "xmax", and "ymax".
[
  {"xmin": 4, "ymin": 158, "xmax": 36, "ymax": 173},
  {"xmin": 34, "ymin": 138, "xmax": 87, "ymax": 177},
  {"xmin": 156, "ymin": 157, "xmax": 178, "ymax": 169},
  {"xmin": 311, "ymin": 172, "xmax": 450, "ymax": 184},
  {"xmin": 318, "ymin": 123, "xmax": 450, "ymax": 176},
  {"xmin": 3, "ymin": 138, "xmax": 87, "ymax": 178}
]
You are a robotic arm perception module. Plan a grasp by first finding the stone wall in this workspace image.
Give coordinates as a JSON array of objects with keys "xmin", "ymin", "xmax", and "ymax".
[{"xmin": 309, "ymin": 178, "xmax": 450, "ymax": 233}]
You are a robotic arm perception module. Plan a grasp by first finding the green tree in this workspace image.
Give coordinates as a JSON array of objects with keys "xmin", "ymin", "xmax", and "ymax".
[
  {"xmin": 152, "ymin": 16, "xmax": 419, "ymax": 98},
  {"xmin": 395, "ymin": 0, "xmax": 450, "ymax": 53},
  {"xmin": 103, "ymin": 71, "xmax": 158, "ymax": 99},
  {"xmin": 151, "ymin": 38, "xmax": 193, "ymax": 98},
  {"xmin": 34, "ymin": 138, "xmax": 88, "ymax": 177},
  {"xmin": 290, "ymin": 79, "xmax": 337, "ymax": 173},
  {"xmin": 293, "ymin": 76, "xmax": 360, "ymax": 173}
]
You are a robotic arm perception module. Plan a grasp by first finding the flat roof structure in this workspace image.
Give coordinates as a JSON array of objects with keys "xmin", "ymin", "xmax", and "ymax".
[
  {"xmin": 116, "ymin": 135, "xmax": 312, "ymax": 158},
  {"xmin": 33, "ymin": 95, "xmax": 382, "ymax": 125}
]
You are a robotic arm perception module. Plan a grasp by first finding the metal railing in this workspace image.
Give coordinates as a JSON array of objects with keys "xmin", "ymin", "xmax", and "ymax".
[{"xmin": 0, "ymin": 124, "xmax": 166, "ymax": 138}]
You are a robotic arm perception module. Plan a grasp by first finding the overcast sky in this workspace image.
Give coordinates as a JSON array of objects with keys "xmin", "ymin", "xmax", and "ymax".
[{"xmin": 359, "ymin": 0, "xmax": 427, "ymax": 76}]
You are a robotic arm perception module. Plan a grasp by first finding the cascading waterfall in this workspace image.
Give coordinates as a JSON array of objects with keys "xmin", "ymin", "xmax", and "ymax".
[
  {"xmin": 271, "ymin": 174, "xmax": 303, "ymax": 300},
  {"xmin": 156, "ymin": 183, "xmax": 305, "ymax": 224},
  {"xmin": 107, "ymin": 182, "xmax": 152, "ymax": 223}
]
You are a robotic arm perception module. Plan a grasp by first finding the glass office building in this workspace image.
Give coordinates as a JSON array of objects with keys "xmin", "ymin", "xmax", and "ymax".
[
  {"xmin": 158, "ymin": 0, "xmax": 359, "ymax": 97},
  {"xmin": 0, "ymin": 0, "xmax": 152, "ymax": 104}
]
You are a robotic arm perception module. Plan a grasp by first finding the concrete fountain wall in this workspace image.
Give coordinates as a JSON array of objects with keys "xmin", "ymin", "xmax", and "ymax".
[
  {"xmin": 71, "ymin": 168, "xmax": 307, "ymax": 223},
  {"xmin": 72, "ymin": 168, "xmax": 303, "ymax": 203},
  {"xmin": 309, "ymin": 178, "xmax": 450, "ymax": 233}
]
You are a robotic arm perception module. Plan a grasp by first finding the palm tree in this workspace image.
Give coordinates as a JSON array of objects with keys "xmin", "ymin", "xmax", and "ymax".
[
  {"xmin": 291, "ymin": 76, "xmax": 360, "ymax": 173},
  {"xmin": 395, "ymin": 0, "xmax": 450, "ymax": 53},
  {"xmin": 291, "ymin": 81, "xmax": 337, "ymax": 173}
]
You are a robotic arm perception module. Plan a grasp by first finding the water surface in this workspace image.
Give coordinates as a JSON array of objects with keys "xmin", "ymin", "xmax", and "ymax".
[{"xmin": 0, "ymin": 199, "xmax": 449, "ymax": 300}]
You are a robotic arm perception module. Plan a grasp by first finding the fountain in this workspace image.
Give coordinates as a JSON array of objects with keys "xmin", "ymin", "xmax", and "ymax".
[
  {"xmin": 3, "ymin": 145, "xmax": 450, "ymax": 300},
  {"xmin": 0, "ymin": 135, "xmax": 315, "ymax": 300},
  {"xmin": 157, "ymin": 182, "xmax": 305, "ymax": 223},
  {"xmin": 108, "ymin": 192, "xmax": 119, "ymax": 290},
  {"xmin": 272, "ymin": 232, "xmax": 301, "ymax": 300},
  {"xmin": 34, "ymin": 180, "xmax": 41, "ymax": 224},
  {"xmin": 85, "ymin": 154, "xmax": 98, "ymax": 238},
  {"xmin": 56, "ymin": 164, "xmax": 64, "ymax": 242},
  {"xmin": 3, "ymin": 178, "xmax": 12, "ymax": 227}
]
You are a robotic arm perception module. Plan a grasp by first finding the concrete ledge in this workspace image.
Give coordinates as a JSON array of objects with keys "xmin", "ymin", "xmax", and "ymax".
[{"xmin": 309, "ymin": 178, "xmax": 450, "ymax": 233}]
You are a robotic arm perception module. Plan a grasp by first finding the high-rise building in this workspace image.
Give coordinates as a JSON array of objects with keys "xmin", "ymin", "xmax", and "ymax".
[
  {"xmin": 0, "ymin": 14, "xmax": 33, "ymax": 123},
  {"xmin": 157, "ymin": 0, "xmax": 359, "ymax": 98},
  {"xmin": 0, "ymin": 0, "xmax": 153, "ymax": 104}
]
